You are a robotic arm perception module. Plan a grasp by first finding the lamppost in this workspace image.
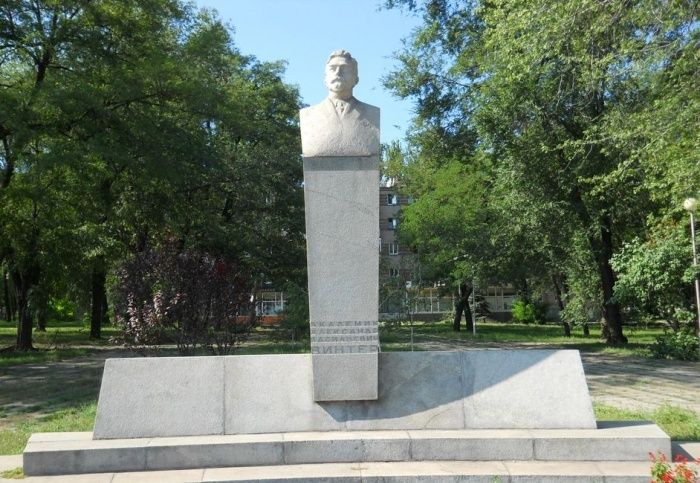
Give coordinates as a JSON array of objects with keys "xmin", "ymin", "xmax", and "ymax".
[{"xmin": 683, "ymin": 197, "xmax": 700, "ymax": 341}]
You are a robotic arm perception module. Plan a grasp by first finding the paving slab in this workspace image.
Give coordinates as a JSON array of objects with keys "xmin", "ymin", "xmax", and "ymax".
[{"xmin": 0, "ymin": 455, "xmax": 21, "ymax": 472}]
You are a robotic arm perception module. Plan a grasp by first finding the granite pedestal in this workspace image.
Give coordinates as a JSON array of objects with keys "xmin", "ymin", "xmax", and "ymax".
[
  {"xmin": 303, "ymin": 156, "xmax": 380, "ymax": 401},
  {"xmin": 92, "ymin": 350, "xmax": 596, "ymax": 440}
]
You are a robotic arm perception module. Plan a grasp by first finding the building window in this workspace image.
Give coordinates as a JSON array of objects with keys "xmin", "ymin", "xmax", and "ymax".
[
  {"xmin": 389, "ymin": 243, "xmax": 399, "ymax": 255},
  {"xmin": 388, "ymin": 218, "xmax": 399, "ymax": 230},
  {"xmin": 387, "ymin": 193, "xmax": 398, "ymax": 205},
  {"xmin": 389, "ymin": 268, "xmax": 400, "ymax": 278}
]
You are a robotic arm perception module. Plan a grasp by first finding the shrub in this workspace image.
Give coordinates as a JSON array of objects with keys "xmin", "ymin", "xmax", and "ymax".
[
  {"xmin": 111, "ymin": 245, "xmax": 255, "ymax": 355},
  {"xmin": 511, "ymin": 300, "xmax": 535, "ymax": 324},
  {"xmin": 650, "ymin": 330, "xmax": 700, "ymax": 361},
  {"xmin": 47, "ymin": 298, "xmax": 77, "ymax": 321}
]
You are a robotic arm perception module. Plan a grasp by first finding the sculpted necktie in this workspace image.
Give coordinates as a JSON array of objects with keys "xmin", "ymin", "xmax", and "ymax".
[{"xmin": 334, "ymin": 100, "xmax": 348, "ymax": 116}]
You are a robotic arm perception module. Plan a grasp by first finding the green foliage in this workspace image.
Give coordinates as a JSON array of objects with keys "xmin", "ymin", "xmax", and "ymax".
[
  {"xmin": 0, "ymin": 1, "xmax": 304, "ymax": 349},
  {"xmin": 511, "ymin": 300, "xmax": 536, "ymax": 325},
  {"xmin": 650, "ymin": 330, "xmax": 700, "ymax": 362},
  {"xmin": 385, "ymin": 0, "xmax": 699, "ymax": 345},
  {"xmin": 47, "ymin": 298, "xmax": 77, "ymax": 321},
  {"xmin": 612, "ymin": 227, "xmax": 696, "ymax": 329},
  {"xmin": 510, "ymin": 299, "xmax": 549, "ymax": 325}
]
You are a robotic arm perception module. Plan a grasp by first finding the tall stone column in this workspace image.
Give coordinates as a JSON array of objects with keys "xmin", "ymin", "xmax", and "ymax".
[{"xmin": 300, "ymin": 50, "xmax": 379, "ymax": 401}]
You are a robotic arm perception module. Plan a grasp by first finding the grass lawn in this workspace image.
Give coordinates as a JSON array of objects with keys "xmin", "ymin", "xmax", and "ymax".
[
  {"xmin": 595, "ymin": 403, "xmax": 700, "ymax": 441},
  {"xmin": 0, "ymin": 319, "xmax": 120, "ymax": 369},
  {"xmin": 379, "ymin": 320, "xmax": 664, "ymax": 357},
  {"xmin": 0, "ymin": 403, "xmax": 96, "ymax": 455}
]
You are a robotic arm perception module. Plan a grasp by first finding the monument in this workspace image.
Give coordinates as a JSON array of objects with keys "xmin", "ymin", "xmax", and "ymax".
[
  {"xmin": 21, "ymin": 51, "xmax": 672, "ymax": 480},
  {"xmin": 300, "ymin": 50, "xmax": 380, "ymax": 401}
]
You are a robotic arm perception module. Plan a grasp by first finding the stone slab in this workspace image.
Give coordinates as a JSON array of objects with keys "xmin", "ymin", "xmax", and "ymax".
[
  {"xmin": 312, "ymin": 354, "xmax": 378, "ymax": 401},
  {"xmin": 22, "ymin": 424, "xmax": 670, "ymax": 476},
  {"xmin": 93, "ymin": 350, "xmax": 595, "ymax": 439},
  {"xmin": 303, "ymin": 156, "xmax": 380, "ymax": 401},
  {"xmin": 344, "ymin": 351, "xmax": 465, "ymax": 430},
  {"xmin": 531, "ymin": 421, "xmax": 672, "ymax": 461},
  {"xmin": 17, "ymin": 461, "xmax": 657, "ymax": 482},
  {"xmin": 461, "ymin": 349, "xmax": 595, "ymax": 428},
  {"xmin": 93, "ymin": 357, "xmax": 224, "ymax": 440},
  {"xmin": 224, "ymin": 355, "xmax": 344, "ymax": 434},
  {"xmin": 408, "ymin": 430, "xmax": 534, "ymax": 461}
]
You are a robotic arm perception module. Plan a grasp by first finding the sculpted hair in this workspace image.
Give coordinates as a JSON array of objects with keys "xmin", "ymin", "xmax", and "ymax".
[{"xmin": 326, "ymin": 50, "xmax": 358, "ymax": 77}]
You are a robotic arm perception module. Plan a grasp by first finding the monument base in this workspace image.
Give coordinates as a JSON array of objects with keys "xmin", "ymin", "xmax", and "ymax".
[
  {"xmin": 93, "ymin": 350, "xmax": 596, "ymax": 440},
  {"xmin": 24, "ymin": 423, "xmax": 670, "ymax": 476},
  {"xmin": 24, "ymin": 350, "xmax": 673, "ymax": 479}
]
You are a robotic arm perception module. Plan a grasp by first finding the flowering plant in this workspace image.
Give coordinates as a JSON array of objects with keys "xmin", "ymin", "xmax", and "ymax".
[{"xmin": 650, "ymin": 451, "xmax": 698, "ymax": 483}]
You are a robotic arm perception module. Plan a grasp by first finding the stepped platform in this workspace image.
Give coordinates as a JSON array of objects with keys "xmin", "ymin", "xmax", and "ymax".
[
  {"xmin": 23, "ymin": 422, "xmax": 670, "ymax": 477},
  {"xmin": 13, "ymin": 461, "xmax": 675, "ymax": 482}
]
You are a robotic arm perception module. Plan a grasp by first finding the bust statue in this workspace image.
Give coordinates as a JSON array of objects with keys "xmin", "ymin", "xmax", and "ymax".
[{"xmin": 300, "ymin": 50, "xmax": 380, "ymax": 157}]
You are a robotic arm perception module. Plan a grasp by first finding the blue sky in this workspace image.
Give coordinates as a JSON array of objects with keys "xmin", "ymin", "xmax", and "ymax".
[{"xmin": 192, "ymin": 0, "xmax": 421, "ymax": 143}]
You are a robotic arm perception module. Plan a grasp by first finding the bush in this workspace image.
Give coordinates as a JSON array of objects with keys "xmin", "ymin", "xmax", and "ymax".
[
  {"xmin": 111, "ymin": 245, "xmax": 255, "ymax": 355},
  {"xmin": 650, "ymin": 330, "xmax": 700, "ymax": 361},
  {"xmin": 47, "ymin": 298, "xmax": 77, "ymax": 321},
  {"xmin": 511, "ymin": 299, "xmax": 547, "ymax": 324}
]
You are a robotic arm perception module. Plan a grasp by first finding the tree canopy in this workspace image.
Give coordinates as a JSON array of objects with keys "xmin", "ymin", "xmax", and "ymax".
[
  {"xmin": 0, "ymin": 0, "xmax": 304, "ymax": 349},
  {"xmin": 384, "ymin": 0, "xmax": 699, "ymax": 343}
]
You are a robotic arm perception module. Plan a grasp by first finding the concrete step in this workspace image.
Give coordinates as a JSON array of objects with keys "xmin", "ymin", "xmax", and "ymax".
[
  {"xmin": 9, "ymin": 460, "xmax": 680, "ymax": 482},
  {"xmin": 23, "ymin": 422, "xmax": 670, "ymax": 476}
]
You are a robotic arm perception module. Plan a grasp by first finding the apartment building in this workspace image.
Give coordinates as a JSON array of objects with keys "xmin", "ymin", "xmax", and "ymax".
[{"xmin": 379, "ymin": 183, "xmax": 411, "ymax": 281}]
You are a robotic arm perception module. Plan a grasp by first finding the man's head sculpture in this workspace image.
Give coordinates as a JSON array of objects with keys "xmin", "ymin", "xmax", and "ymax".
[{"xmin": 324, "ymin": 50, "xmax": 359, "ymax": 100}]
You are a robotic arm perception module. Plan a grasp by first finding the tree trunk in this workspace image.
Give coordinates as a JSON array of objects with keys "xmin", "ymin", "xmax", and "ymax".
[
  {"xmin": 551, "ymin": 274, "xmax": 571, "ymax": 337},
  {"xmin": 102, "ymin": 297, "xmax": 110, "ymax": 325},
  {"xmin": 453, "ymin": 282, "xmax": 473, "ymax": 332},
  {"xmin": 36, "ymin": 301, "xmax": 47, "ymax": 332},
  {"xmin": 517, "ymin": 278, "xmax": 530, "ymax": 303},
  {"xmin": 11, "ymin": 270, "xmax": 37, "ymax": 351},
  {"xmin": 90, "ymin": 261, "xmax": 107, "ymax": 339},
  {"xmin": 464, "ymin": 290, "xmax": 473, "ymax": 332},
  {"xmin": 597, "ymin": 216, "xmax": 627, "ymax": 344},
  {"xmin": 2, "ymin": 269, "xmax": 13, "ymax": 321}
]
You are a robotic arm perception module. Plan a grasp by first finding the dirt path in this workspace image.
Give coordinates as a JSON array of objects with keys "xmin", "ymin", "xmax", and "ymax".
[{"xmin": 0, "ymin": 349, "xmax": 134, "ymax": 425}]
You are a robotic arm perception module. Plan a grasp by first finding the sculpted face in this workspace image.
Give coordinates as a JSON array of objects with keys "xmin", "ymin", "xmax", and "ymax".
[{"xmin": 324, "ymin": 55, "xmax": 358, "ymax": 99}]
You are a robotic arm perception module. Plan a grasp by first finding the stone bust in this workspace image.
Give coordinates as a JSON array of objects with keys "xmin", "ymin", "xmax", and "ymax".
[{"xmin": 300, "ymin": 50, "xmax": 380, "ymax": 157}]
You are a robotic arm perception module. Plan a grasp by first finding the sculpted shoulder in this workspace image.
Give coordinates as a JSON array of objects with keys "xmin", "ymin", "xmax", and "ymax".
[{"xmin": 299, "ymin": 50, "xmax": 380, "ymax": 157}]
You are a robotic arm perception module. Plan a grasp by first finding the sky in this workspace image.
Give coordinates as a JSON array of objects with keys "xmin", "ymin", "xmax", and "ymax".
[{"xmin": 192, "ymin": 0, "xmax": 421, "ymax": 144}]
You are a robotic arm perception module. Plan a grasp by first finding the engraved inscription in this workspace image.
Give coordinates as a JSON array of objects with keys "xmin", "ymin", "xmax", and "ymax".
[
  {"xmin": 310, "ymin": 320, "xmax": 378, "ymax": 354},
  {"xmin": 311, "ymin": 345, "xmax": 378, "ymax": 354}
]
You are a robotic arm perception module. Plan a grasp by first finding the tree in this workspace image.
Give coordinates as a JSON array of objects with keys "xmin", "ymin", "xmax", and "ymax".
[
  {"xmin": 0, "ymin": 2, "xmax": 305, "ymax": 350},
  {"xmin": 385, "ymin": 0, "xmax": 698, "ymax": 344}
]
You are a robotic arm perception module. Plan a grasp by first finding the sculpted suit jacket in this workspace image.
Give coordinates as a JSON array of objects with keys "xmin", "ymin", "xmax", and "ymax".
[{"xmin": 299, "ymin": 97, "xmax": 380, "ymax": 157}]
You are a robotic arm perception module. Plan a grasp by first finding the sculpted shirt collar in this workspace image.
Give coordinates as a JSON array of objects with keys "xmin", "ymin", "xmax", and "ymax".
[{"xmin": 328, "ymin": 96, "xmax": 357, "ymax": 117}]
